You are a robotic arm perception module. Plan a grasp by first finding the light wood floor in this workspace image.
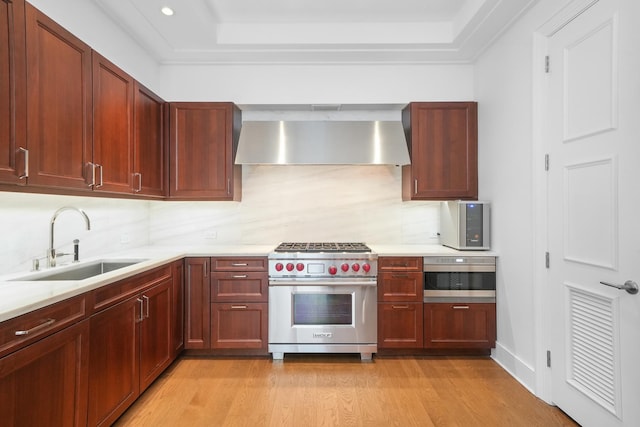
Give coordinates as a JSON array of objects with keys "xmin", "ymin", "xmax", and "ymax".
[{"xmin": 114, "ymin": 355, "xmax": 578, "ymax": 427}]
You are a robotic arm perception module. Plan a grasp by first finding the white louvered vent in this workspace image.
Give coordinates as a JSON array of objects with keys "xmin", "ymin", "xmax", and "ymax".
[{"xmin": 567, "ymin": 285, "xmax": 621, "ymax": 417}]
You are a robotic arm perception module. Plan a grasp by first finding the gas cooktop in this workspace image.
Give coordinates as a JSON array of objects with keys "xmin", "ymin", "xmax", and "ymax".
[{"xmin": 273, "ymin": 242, "xmax": 372, "ymax": 253}]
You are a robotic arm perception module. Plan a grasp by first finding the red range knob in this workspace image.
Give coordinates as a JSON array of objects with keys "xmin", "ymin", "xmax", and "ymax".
[
  {"xmin": 286, "ymin": 263, "xmax": 295, "ymax": 272},
  {"xmin": 352, "ymin": 263, "xmax": 360, "ymax": 272},
  {"xmin": 296, "ymin": 263, "xmax": 305, "ymax": 272},
  {"xmin": 275, "ymin": 263, "xmax": 284, "ymax": 271},
  {"xmin": 362, "ymin": 263, "xmax": 371, "ymax": 273},
  {"xmin": 341, "ymin": 263, "xmax": 349, "ymax": 272},
  {"xmin": 328, "ymin": 265, "xmax": 338, "ymax": 275}
]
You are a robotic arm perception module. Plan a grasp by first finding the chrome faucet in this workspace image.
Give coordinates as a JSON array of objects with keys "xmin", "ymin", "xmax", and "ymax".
[{"xmin": 48, "ymin": 206, "xmax": 91, "ymax": 267}]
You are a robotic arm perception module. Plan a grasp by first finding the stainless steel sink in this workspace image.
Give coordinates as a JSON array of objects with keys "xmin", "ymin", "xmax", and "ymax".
[{"xmin": 10, "ymin": 259, "xmax": 146, "ymax": 281}]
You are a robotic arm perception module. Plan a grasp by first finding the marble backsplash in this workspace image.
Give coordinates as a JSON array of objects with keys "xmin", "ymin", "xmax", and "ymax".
[
  {"xmin": 149, "ymin": 165, "xmax": 441, "ymax": 246},
  {"xmin": 1, "ymin": 165, "xmax": 440, "ymax": 274}
]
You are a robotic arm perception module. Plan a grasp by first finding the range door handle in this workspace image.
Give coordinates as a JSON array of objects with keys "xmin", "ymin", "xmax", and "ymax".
[{"xmin": 599, "ymin": 280, "xmax": 638, "ymax": 295}]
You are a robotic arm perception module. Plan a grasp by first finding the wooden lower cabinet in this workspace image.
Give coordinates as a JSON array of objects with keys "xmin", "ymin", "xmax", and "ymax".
[
  {"xmin": 423, "ymin": 303, "xmax": 496, "ymax": 349},
  {"xmin": 210, "ymin": 303, "xmax": 268, "ymax": 349},
  {"xmin": 377, "ymin": 302, "xmax": 424, "ymax": 348},
  {"xmin": 88, "ymin": 277, "xmax": 173, "ymax": 427},
  {"xmin": 0, "ymin": 319, "xmax": 89, "ymax": 426},
  {"xmin": 184, "ymin": 257, "xmax": 210, "ymax": 349},
  {"xmin": 171, "ymin": 259, "xmax": 185, "ymax": 357}
]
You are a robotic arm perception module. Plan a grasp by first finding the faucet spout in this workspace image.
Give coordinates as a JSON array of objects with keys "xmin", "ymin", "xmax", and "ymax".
[{"xmin": 48, "ymin": 206, "xmax": 91, "ymax": 268}]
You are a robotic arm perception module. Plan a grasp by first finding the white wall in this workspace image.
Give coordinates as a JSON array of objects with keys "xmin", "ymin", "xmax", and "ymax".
[
  {"xmin": 159, "ymin": 63, "xmax": 474, "ymax": 103},
  {"xmin": 475, "ymin": 0, "xmax": 570, "ymax": 392}
]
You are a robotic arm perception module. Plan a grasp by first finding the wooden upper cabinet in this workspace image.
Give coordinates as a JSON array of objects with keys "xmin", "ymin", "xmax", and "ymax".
[
  {"xmin": 402, "ymin": 102, "xmax": 478, "ymax": 200},
  {"xmin": 92, "ymin": 52, "xmax": 134, "ymax": 193},
  {"xmin": 169, "ymin": 102, "xmax": 242, "ymax": 200},
  {"xmin": 0, "ymin": 0, "xmax": 27, "ymax": 185},
  {"xmin": 134, "ymin": 82, "xmax": 165, "ymax": 197},
  {"xmin": 25, "ymin": 3, "xmax": 93, "ymax": 190}
]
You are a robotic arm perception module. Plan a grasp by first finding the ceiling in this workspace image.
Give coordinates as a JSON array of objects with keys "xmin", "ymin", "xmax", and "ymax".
[{"xmin": 93, "ymin": 0, "xmax": 538, "ymax": 65}]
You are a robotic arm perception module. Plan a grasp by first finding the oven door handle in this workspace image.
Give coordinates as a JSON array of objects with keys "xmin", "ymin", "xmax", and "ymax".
[{"xmin": 269, "ymin": 279, "xmax": 377, "ymax": 287}]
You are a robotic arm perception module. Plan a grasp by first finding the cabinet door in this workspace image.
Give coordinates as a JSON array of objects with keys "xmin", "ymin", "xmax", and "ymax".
[
  {"xmin": 423, "ymin": 303, "xmax": 496, "ymax": 349},
  {"xmin": 88, "ymin": 296, "xmax": 140, "ymax": 427},
  {"xmin": 0, "ymin": 0, "xmax": 27, "ymax": 185},
  {"xmin": 172, "ymin": 259, "xmax": 185, "ymax": 356},
  {"xmin": 133, "ymin": 81, "xmax": 165, "ymax": 197},
  {"xmin": 402, "ymin": 102, "xmax": 478, "ymax": 200},
  {"xmin": 168, "ymin": 102, "xmax": 241, "ymax": 200},
  {"xmin": 0, "ymin": 320, "xmax": 89, "ymax": 427},
  {"xmin": 210, "ymin": 302, "xmax": 268, "ymax": 350},
  {"xmin": 140, "ymin": 278, "xmax": 173, "ymax": 392},
  {"xmin": 184, "ymin": 257, "xmax": 210, "ymax": 349},
  {"xmin": 92, "ymin": 51, "xmax": 134, "ymax": 193},
  {"xmin": 25, "ymin": 4, "xmax": 93, "ymax": 190},
  {"xmin": 378, "ymin": 272, "xmax": 423, "ymax": 303},
  {"xmin": 377, "ymin": 302, "xmax": 423, "ymax": 349},
  {"xmin": 211, "ymin": 271, "xmax": 268, "ymax": 303}
]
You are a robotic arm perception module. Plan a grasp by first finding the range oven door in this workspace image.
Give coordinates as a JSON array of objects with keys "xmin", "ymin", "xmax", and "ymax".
[{"xmin": 268, "ymin": 280, "xmax": 377, "ymax": 346}]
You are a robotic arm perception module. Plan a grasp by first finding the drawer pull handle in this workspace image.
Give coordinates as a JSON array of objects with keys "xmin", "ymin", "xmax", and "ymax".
[
  {"xmin": 15, "ymin": 318, "xmax": 55, "ymax": 336},
  {"xmin": 453, "ymin": 306, "xmax": 470, "ymax": 310},
  {"xmin": 143, "ymin": 295, "xmax": 150, "ymax": 318},
  {"xmin": 136, "ymin": 298, "xmax": 144, "ymax": 322},
  {"xmin": 232, "ymin": 275, "xmax": 248, "ymax": 279},
  {"xmin": 231, "ymin": 305, "xmax": 248, "ymax": 309},
  {"xmin": 231, "ymin": 263, "xmax": 248, "ymax": 267},
  {"xmin": 392, "ymin": 305, "xmax": 409, "ymax": 309}
]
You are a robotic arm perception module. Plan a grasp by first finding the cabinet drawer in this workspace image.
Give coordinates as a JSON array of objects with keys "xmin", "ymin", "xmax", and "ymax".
[
  {"xmin": 423, "ymin": 303, "xmax": 496, "ymax": 349},
  {"xmin": 0, "ymin": 294, "xmax": 87, "ymax": 358},
  {"xmin": 378, "ymin": 257, "xmax": 422, "ymax": 272},
  {"xmin": 210, "ymin": 272, "xmax": 268, "ymax": 302},
  {"xmin": 210, "ymin": 302, "xmax": 268, "ymax": 350},
  {"xmin": 378, "ymin": 271, "xmax": 423, "ymax": 302},
  {"xmin": 377, "ymin": 302, "xmax": 423, "ymax": 349},
  {"xmin": 211, "ymin": 257, "xmax": 267, "ymax": 272},
  {"xmin": 91, "ymin": 265, "xmax": 172, "ymax": 313}
]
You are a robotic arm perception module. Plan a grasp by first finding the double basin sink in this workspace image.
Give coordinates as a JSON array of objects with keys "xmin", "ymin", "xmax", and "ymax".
[{"xmin": 10, "ymin": 259, "xmax": 147, "ymax": 282}]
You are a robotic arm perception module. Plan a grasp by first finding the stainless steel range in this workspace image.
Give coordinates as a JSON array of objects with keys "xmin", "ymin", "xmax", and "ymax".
[{"xmin": 268, "ymin": 242, "xmax": 378, "ymax": 361}]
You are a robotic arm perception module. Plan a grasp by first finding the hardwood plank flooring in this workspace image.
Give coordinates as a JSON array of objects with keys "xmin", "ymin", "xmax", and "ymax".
[{"xmin": 114, "ymin": 355, "xmax": 578, "ymax": 427}]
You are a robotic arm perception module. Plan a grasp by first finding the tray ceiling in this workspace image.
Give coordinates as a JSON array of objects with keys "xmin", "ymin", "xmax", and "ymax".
[{"xmin": 93, "ymin": 0, "xmax": 538, "ymax": 64}]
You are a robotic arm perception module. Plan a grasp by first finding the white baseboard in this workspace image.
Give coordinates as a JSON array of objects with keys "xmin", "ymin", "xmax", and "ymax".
[{"xmin": 491, "ymin": 341, "xmax": 537, "ymax": 395}]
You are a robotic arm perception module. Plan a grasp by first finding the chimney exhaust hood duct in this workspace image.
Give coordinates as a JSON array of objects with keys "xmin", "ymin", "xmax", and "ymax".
[{"xmin": 235, "ymin": 121, "xmax": 410, "ymax": 165}]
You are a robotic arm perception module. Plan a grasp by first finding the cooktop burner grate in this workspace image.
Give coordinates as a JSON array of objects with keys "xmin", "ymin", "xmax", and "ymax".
[{"xmin": 274, "ymin": 242, "xmax": 372, "ymax": 253}]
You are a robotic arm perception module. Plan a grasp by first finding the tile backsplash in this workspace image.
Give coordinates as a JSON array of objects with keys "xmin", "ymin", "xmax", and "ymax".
[{"xmin": 1, "ymin": 165, "xmax": 440, "ymax": 274}]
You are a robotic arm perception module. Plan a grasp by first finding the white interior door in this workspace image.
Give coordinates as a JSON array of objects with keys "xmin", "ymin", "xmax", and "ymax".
[{"xmin": 546, "ymin": 0, "xmax": 640, "ymax": 426}]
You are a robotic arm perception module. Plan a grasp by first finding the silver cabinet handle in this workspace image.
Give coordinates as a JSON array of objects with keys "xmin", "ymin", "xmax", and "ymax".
[
  {"xmin": 86, "ymin": 162, "xmax": 96, "ymax": 187},
  {"xmin": 96, "ymin": 164, "xmax": 104, "ymax": 188},
  {"xmin": 414, "ymin": 179, "xmax": 418, "ymax": 195},
  {"xmin": 133, "ymin": 172, "xmax": 142, "ymax": 192},
  {"xmin": 143, "ymin": 295, "xmax": 150, "ymax": 318},
  {"xmin": 391, "ymin": 305, "xmax": 409, "ymax": 309},
  {"xmin": 231, "ymin": 263, "xmax": 248, "ymax": 266},
  {"xmin": 453, "ymin": 305, "xmax": 470, "ymax": 310},
  {"xmin": 227, "ymin": 178, "xmax": 231, "ymax": 195},
  {"xmin": 136, "ymin": 298, "xmax": 144, "ymax": 322},
  {"xmin": 15, "ymin": 318, "xmax": 55, "ymax": 336},
  {"xmin": 230, "ymin": 305, "xmax": 247, "ymax": 309},
  {"xmin": 232, "ymin": 275, "xmax": 248, "ymax": 279},
  {"xmin": 599, "ymin": 280, "xmax": 638, "ymax": 295},
  {"xmin": 18, "ymin": 147, "xmax": 29, "ymax": 179}
]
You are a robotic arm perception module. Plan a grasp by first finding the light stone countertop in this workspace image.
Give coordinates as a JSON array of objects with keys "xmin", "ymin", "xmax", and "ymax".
[{"xmin": 0, "ymin": 243, "xmax": 496, "ymax": 322}]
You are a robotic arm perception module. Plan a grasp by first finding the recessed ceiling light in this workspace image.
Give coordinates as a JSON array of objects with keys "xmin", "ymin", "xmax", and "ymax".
[{"xmin": 161, "ymin": 6, "xmax": 174, "ymax": 16}]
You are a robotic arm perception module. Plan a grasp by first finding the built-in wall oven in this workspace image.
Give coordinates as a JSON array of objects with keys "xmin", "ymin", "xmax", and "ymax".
[
  {"xmin": 423, "ymin": 256, "xmax": 496, "ymax": 302},
  {"xmin": 268, "ymin": 243, "xmax": 378, "ymax": 361}
]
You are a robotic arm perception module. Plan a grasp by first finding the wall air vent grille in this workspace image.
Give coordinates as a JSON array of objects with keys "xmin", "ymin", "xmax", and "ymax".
[{"xmin": 566, "ymin": 284, "xmax": 621, "ymax": 417}]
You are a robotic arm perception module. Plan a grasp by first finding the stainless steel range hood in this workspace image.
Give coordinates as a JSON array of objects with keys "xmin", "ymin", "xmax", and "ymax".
[{"xmin": 235, "ymin": 121, "xmax": 410, "ymax": 165}]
